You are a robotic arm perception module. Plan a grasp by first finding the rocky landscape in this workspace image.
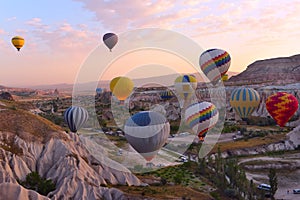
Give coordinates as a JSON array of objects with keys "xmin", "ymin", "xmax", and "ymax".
[
  {"xmin": 0, "ymin": 101, "xmax": 142, "ymax": 200},
  {"xmin": 0, "ymin": 54, "xmax": 300, "ymax": 200}
]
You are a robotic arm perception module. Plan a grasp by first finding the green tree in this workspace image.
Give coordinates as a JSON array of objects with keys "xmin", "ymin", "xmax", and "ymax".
[
  {"xmin": 21, "ymin": 171, "xmax": 56, "ymax": 196},
  {"xmin": 268, "ymin": 168, "xmax": 278, "ymax": 200}
]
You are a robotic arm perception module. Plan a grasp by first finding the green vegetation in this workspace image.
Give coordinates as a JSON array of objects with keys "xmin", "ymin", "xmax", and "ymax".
[
  {"xmin": 268, "ymin": 168, "xmax": 278, "ymax": 200},
  {"xmin": 222, "ymin": 123, "xmax": 240, "ymax": 133},
  {"xmin": 19, "ymin": 171, "xmax": 56, "ymax": 196}
]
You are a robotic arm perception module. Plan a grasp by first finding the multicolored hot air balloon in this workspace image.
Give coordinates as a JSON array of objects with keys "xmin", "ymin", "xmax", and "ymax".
[
  {"xmin": 266, "ymin": 92, "xmax": 299, "ymax": 127},
  {"xmin": 230, "ymin": 87, "xmax": 260, "ymax": 120},
  {"xmin": 199, "ymin": 49, "xmax": 231, "ymax": 84},
  {"xmin": 64, "ymin": 106, "xmax": 89, "ymax": 133},
  {"xmin": 174, "ymin": 74, "xmax": 197, "ymax": 101},
  {"xmin": 103, "ymin": 33, "xmax": 118, "ymax": 51},
  {"xmin": 11, "ymin": 36, "xmax": 25, "ymax": 51},
  {"xmin": 124, "ymin": 111, "xmax": 170, "ymax": 161},
  {"xmin": 110, "ymin": 76, "xmax": 134, "ymax": 102},
  {"xmin": 185, "ymin": 102, "xmax": 219, "ymax": 141}
]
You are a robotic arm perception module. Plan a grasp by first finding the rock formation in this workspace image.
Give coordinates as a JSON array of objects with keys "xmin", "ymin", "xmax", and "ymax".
[
  {"xmin": 0, "ymin": 101, "xmax": 142, "ymax": 200},
  {"xmin": 0, "ymin": 92, "xmax": 14, "ymax": 101},
  {"xmin": 229, "ymin": 54, "xmax": 300, "ymax": 84}
]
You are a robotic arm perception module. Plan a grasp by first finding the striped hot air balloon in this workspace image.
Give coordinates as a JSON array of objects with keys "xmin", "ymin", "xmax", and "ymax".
[
  {"xmin": 159, "ymin": 90, "xmax": 174, "ymax": 100},
  {"xmin": 199, "ymin": 49, "xmax": 231, "ymax": 84},
  {"xmin": 124, "ymin": 111, "xmax": 170, "ymax": 161},
  {"xmin": 229, "ymin": 87, "xmax": 260, "ymax": 120},
  {"xmin": 185, "ymin": 102, "xmax": 219, "ymax": 141},
  {"xmin": 103, "ymin": 32, "xmax": 118, "ymax": 52},
  {"xmin": 266, "ymin": 92, "xmax": 299, "ymax": 127},
  {"xmin": 64, "ymin": 106, "xmax": 89, "ymax": 133},
  {"xmin": 174, "ymin": 75, "xmax": 197, "ymax": 100}
]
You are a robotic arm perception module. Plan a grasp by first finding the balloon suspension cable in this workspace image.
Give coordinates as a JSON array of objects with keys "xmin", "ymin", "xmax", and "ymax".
[{"xmin": 110, "ymin": 49, "xmax": 112, "ymax": 52}]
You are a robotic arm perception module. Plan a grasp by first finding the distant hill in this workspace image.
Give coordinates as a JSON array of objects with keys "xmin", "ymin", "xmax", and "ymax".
[
  {"xmin": 27, "ymin": 71, "xmax": 240, "ymax": 92},
  {"xmin": 229, "ymin": 54, "xmax": 300, "ymax": 84}
]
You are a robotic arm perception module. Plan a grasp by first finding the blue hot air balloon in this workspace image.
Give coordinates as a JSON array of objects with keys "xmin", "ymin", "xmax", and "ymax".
[
  {"xmin": 159, "ymin": 90, "xmax": 174, "ymax": 100},
  {"xmin": 96, "ymin": 88, "xmax": 103, "ymax": 95},
  {"xmin": 124, "ymin": 111, "xmax": 170, "ymax": 161}
]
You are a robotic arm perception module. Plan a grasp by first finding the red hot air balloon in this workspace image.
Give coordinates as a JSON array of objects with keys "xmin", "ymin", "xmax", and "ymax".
[{"xmin": 266, "ymin": 92, "xmax": 299, "ymax": 127}]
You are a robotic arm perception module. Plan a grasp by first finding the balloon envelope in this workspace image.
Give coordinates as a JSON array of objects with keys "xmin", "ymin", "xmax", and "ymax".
[
  {"xmin": 199, "ymin": 49, "xmax": 231, "ymax": 83},
  {"xmin": 221, "ymin": 74, "xmax": 228, "ymax": 81},
  {"xmin": 11, "ymin": 36, "xmax": 25, "ymax": 51},
  {"xmin": 124, "ymin": 111, "xmax": 170, "ymax": 161},
  {"xmin": 96, "ymin": 88, "xmax": 103, "ymax": 94},
  {"xmin": 64, "ymin": 106, "xmax": 89, "ymax": 133},
  {"xmin": 230, "ymin": 87, "xmax": 260, "ymax": 120},
  {"xmin": 110, "ymin": 76, "xmax": 134, "ymax": 101},
  {"xmin": 185, "ymin": 102, "xmax": 219, "ymax": 141},
  {"xmin": 103, "ymin": 33, "xmax": 118, "ymax": 51},
  {"xmin": 159, "ymin": 90, "xmax": 174, "ymax": 100},
  {"xmin": 174, "ymin": 75, "xmax": 197, "ymax": 100},
  {"xmin": 266, "ymin": 92, "xmax": 298, "ymax": 127}
]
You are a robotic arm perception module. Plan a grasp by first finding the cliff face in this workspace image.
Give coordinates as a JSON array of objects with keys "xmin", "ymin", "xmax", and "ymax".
[
  {"xmin": 0, "ymin": 101, "xmax": 142, "ymax": 200},
  {"xmin": 0, "ymin": 132, "xmax": 141, "ymax": 200},
  {"xmin": 229, "ymin": 54, "xmax": 300, "ymax": 84}
]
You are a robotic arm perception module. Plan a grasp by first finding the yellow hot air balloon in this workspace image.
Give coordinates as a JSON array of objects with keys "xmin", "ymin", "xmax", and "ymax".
[
  {"xmin": 110, "ymin": 76, "xmax": 134, "ymax": 101},
  {"xmin": 11, "ymin": 36, "xmax": 25, "ymax": 51},
  {"xmin": 221, "ymin": 74, "xmax": 228, "ymax": 81},
  {"xmin": 230, "ymin": 87, "xmax": 260, "ymax": 120}
]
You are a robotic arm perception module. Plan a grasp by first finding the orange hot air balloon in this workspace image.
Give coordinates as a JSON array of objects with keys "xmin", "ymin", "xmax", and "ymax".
[
  {"xmin": 266, "ymin": 92, "xmax": 299, "ymax": 127},
  {"xmin": 11, "ymin": 36, "xmax": 25, "ymax": 51}
]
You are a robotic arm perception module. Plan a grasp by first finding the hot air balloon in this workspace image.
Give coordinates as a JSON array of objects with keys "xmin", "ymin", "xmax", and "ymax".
[
  {"xmin": 103, "ymin": 33, "xmax": 118, "ymax": 51},
  {"xmin": 64, "ymin": 106, "xmax": 89, "ymax": 133},
  {"xmin": 221, "ymin": 74, "xmax": 228, "ymax": 81},
  {"xmin": 124, "ymin": 111, "xmax": 170, "ymax": 161},
  {"xmin": 229, "ymin": 87, "xmax": 260, "ymax": 120},
  {"xmin": 185, "ymin": 102, "xmax": 219, "ymax": 141},
  {"xmin": 266, "ymin": 92, "xmax": 298, "ymax": 127},
  {"xmin": 96, "ymin": 88, "xmax": 103, "ymax": 95},
  {"xmin": 199, "ymin": 48, "xmax": 231, "ymax": 84},
  {"xmin": 174, "ymin": 75, "xmax": 197, "ymax": 103},
  {"xmin": 159, "ymin": 90, "xmax": 174, "ymax": 100},
  {"xmin": 110, "ymin": 76, "xmax": 134, "ymax": 102},
  {"xmin": 11, "ymin": 36, "xmax": 25, "ymax": 51}
]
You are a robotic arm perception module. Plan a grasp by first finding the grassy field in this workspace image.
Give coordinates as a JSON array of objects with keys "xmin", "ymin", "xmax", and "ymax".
[
  {"xmin": 116, "ymin": 184, "xmax": 213, "ymax": 200},
  {"xmin": 211, "ymin": 132, "xmax": 287, "ymax": 153}
]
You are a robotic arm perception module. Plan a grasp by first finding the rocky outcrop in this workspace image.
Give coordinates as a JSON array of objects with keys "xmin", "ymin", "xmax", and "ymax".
[
  {"xmin": 0, "ymin": 183, "xmax": 49, "ymax": 200},
  {"xmin": 229, "ymin": 54, "xmax": 300, "ymax": 84},
  {"xmin": 0, "ymin": 92, "xmax": 14, "ymax": 101},
  {"xmin": 210, "ymin": 125, "xmax": 300, "ymax": 160},
  {"xmin": 0, "ymin": 131, "xmax": 142, "ymax": 200}
]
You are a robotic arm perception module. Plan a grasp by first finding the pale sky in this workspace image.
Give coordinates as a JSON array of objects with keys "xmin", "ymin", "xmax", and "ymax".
[{"xmin": 0, "ymin": 0, "xmax": 300, "ymax": 87}]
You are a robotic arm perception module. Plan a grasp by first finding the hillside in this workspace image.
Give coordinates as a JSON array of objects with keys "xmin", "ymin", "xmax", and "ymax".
[
  {"xmin": 229, "ymin": 54, "xmax": 300, "ymax": 84},
  {"xmin": 0, "ymin": 99, "xmax": 143, "ymax": 199}
]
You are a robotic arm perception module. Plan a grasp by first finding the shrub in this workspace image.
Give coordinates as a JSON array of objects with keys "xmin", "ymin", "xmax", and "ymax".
[
  {"xmin": 20, "ymin": 171, "xmax": 56, "ymax": 196},
  {"xmin": 224, "ymin": 188, "xmax": 237, "ymax": 198}
]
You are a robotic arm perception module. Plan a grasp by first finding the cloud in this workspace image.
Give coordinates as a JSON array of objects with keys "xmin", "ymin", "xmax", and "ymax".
[
  {"xmin": 26, "ymin": 18, "xmax": 42, "ymax": 26},
  {"xmin": 0, "ymin": 29, "xmax": 6, "ymax": 35},
  {"xmin": 74, "ymin": 0, "xmax": 207, "ymax": 32},
  {"xmin": 6, "ymin": 16, "xmax": 17, "ymax": 21}
]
